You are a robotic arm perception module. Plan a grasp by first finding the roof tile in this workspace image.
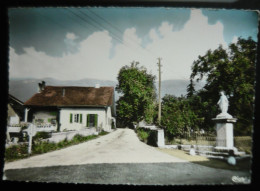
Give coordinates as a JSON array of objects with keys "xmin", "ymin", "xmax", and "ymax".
[{"xmin": 24, "ymin": 86, "xmax": 114, "ymax": 107}]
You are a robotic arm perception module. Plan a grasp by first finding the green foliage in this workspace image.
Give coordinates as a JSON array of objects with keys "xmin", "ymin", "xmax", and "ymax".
[
  {"xmin": 4, "ymin": 144, "xmax": 28, "ymax": 161},
  {"xmin": 116, "ymin": 62, "xmax": 157, "ymax": 127},
  {"xmin": 161, "ymin": 95, "xmax": 204, "ymax": 139},
  {"xmin": 188, "ymin": 37, "xmax": 256, "ymax": 135},
  {"xmin": 137, "ymin": 128, "xmax": 149, "ymax": 142},
  {"xmin": 33, "ymin": 131, "xmax": 51, "ymax": 142},
  {"xmin": 5, "ymin": 132, "xmax": 108, "ymax": 161},
  {"xmin": 136, "ymin": 128, "xmax": 157, "ymax": 146}
]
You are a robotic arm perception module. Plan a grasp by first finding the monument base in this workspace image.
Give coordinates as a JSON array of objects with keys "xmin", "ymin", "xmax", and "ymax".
[{"xmin": 212, "ymin": 117, "xmax": 237, "ymax": 149}]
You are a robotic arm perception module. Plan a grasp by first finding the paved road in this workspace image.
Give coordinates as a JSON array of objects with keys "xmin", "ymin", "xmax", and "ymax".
[
  {"xmin": 4, "ymin": 128, "xmax": 184, "ymax": 170},
  {"xmin": 3, "ymin": 128, "xmax": 251, "ymax": 185}
]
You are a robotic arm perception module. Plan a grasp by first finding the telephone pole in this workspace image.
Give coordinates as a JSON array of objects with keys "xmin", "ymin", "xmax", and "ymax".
[{"xmin": 157, "ymin": 58, "xmax": 162, "ymax": 126}]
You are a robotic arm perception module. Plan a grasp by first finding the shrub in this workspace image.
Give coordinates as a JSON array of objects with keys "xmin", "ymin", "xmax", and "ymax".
[
  {"xmin": 98, "ymin": 131, "xmax": 108, "ymax": 136},
  {"xmin": 5, "ymin": 131, "xmax": 109, "ymax": 161},
  {"xmin": 5, "ymin": 144, "xmax": 28, "ymax": 161},
  {"xmin": 137, "ymin": 128, "xmax": 149, "ymax": 142},
  {"xmin": 33, "ymin": 141, "xmax": 57, "ymax": 154},
  {"xmin": 34, "ymin": 132, "xmax": 51, "ymax": 142}
]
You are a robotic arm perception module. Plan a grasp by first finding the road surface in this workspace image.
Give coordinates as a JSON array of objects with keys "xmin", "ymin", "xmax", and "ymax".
[{"xmin": 3, "ymin": 128, "xmax": 250, "ymax": 185}]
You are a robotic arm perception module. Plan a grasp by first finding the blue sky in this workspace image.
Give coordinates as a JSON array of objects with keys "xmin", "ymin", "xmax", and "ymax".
[{"xmin": 8, "ymin": 7, "xmax": 258, "ymax": 81}]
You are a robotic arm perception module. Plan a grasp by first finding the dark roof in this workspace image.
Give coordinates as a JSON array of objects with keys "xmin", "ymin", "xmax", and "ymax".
[
  {"xmin": 24, "ymin": 86, "xmax": 114, "ymax": 107},
  {"xmin": 9, "ymin": 94, "xmax": 24, "ymax": 105}
]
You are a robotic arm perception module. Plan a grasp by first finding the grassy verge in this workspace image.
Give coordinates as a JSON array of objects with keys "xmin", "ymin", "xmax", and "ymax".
[
  {"xmin": 157, "ymin": 148, "xmax": 251, "ymax": 171},
  {"xmin": 5, "ymin": 131, "xmax": 109, "ymax": 162},
  {"xmin": 136, "ymin": 127, "xmax": 157, "ymax": 146}
]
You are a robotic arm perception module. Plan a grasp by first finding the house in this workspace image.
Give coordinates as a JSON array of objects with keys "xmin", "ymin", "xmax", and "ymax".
[
  {"xmin": 24, "ymin": 81, "xmax": 116, "ymax": 132},
  {"xmin": 7, "ymin": 94, "xmax": 24, "ymax": 125}
]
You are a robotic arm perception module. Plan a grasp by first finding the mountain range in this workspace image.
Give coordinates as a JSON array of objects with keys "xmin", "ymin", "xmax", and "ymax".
[{"xmin": 8, "ymin": 77, "xmax": 204, "ymax": 103}]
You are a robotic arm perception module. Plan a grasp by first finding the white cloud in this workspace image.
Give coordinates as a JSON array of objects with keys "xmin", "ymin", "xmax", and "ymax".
[
  {"xmin": 9, "ymin": 9, "xmax": 227, "ymax": 82},
  {"xmin": 232, "ymin": 36, "xmax": 238, "ymax": 44},
  {"xmin": 66, "ymin": 32, "xmax": 78, "ymax": 40}
]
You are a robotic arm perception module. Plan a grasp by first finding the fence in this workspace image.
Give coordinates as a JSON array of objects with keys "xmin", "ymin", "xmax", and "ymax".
[
  {"xmin": 166, "ymin": 131, "xmax": 217, "ymax": 146},
  {"xmin": 166, "ymin": 132, "xmax": 252, "ymax": 154}
]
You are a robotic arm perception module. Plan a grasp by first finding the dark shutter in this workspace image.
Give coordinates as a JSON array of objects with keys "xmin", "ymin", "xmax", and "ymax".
[
  {"xmin": 87, "ymin": 114, "xmax": 90, "ymax": 127},
  {"xmin": 94, "ymin": 114, "xmax": 98, "ymax": 127},
  {"xmin": 80, "ymin": 114, "xmax": 82, "ymax": 123},
  {"xmin": 70, "ymin": 113, "xmax": 73, "ymax": 123}
]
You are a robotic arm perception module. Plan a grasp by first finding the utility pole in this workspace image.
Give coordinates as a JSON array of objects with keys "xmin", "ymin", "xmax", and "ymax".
[{"xmin": 157, "ymin": 58, "xmax": 162, "ymax": 126}]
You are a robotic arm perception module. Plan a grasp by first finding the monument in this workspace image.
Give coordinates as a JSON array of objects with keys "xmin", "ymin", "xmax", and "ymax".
[{"xmin": 212, "ymin": 91, "xmax": 237, "ymax": 150}]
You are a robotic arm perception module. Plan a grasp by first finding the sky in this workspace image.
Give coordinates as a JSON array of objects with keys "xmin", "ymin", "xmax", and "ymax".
[{"xmin": 8, "ymin": 7, "xmax": 258, "ymax": 82}]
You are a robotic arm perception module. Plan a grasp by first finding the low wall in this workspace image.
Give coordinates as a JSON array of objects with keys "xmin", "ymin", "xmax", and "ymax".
[
  {"xmin": 136, "ymin": 126, "xmax": 165, "ymax": 147},
  {"xmin": 48, "ymin": 128, "xmax": 97, "ymax": 143}
]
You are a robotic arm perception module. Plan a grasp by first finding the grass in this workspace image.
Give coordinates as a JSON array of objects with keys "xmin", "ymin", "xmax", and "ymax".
[
  {"xmin": 165, "ymin": 136, "xmax": 252, "ymax": 154},
  {"xmin": 136, "ymin": 128, "xmax": 149, "ymax": 142},
  {"xmin": 5, "ymin": 131, "xmax": 109, "ymax": 162},
  {"xmin": 157, "ymin": 148, "xmax": 251, "ymax": 171}
]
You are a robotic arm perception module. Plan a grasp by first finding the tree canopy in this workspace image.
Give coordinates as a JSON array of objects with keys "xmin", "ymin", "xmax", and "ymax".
[
  {"xmin": 188, "ymin": 37, "xmax": 257, "ymax": 135},
  {"xmin": 116, "ymin": 62, "xmax": 157, "ymax": 127}
]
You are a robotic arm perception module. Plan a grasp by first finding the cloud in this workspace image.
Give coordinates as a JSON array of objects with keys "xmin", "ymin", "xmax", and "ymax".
[
  {"xmin": 9, "ymin": 9, "xmax": 227, "ymax": 82},
  {"xmin": 231, "ymin": 36, "xmax": 238, "ymax": 44},
  {"xmin": 66, "ymin": 32, "xmax": 78, "ymax": 40}
]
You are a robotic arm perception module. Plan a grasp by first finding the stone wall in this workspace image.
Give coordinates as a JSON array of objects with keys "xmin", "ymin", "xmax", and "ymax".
[{"xmin": 47, "ymin": 128, "xmax": 97, "ymax": 143}]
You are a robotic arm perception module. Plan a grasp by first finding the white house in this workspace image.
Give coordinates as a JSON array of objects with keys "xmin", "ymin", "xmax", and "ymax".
[
  {"xmin": 24, "ymin": 82, "xmax": 116, "ymax": 132},
  {"xmin": 7, "ymin": 104, "xmax": 20, "ymax": 126},
  {"xmin": 7, "ymin": 94, "xmax": 24, "ymax": 126}
]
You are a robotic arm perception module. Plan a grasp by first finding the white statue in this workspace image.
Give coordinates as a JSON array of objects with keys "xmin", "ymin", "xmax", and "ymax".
[{"xmin": 217, "ymin": 91, "xmax": 232, "ymax": 118}]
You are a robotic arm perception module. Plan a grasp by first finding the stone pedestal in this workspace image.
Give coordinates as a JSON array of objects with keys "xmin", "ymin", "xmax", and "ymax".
[
  {"xmin": 157, "ymin": 129, "xmax": 165, "ymax": 148},
  {"xmin": 212, "ymin": 117, "xmax": 237, "ymax": 149}
]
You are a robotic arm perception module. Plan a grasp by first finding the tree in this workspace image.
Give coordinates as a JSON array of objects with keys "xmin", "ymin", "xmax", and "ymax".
[
  {"xmin": 161, "ymin": 94, "xmax": 203, "ymax": 139},
  {"xmin": 116, "ymin": 62, "xmax": 157, "ymax": 127},
  {"xmin": 188, "ymin": 37, "xmax": 257, "ymax": 135},
  {"xmin": 187, "ymin": 79, "xmax": 196, "ymax": 98}
]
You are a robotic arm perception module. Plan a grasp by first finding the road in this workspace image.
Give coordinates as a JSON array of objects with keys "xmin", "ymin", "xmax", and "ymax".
[{"xmin": 3, "ymin": 128, "xmax": 250, "ymax": 185}]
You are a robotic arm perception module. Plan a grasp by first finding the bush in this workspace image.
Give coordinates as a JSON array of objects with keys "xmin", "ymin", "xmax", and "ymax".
[
  {"xmin": 33, "ymin": 141, "xmax": 57, "ymax": 154},
  {"xmin": 5, "ymin": 144, "xmax": 28, "ymax": 161},
  {"xmin": 34, "ymin": 132, "xmax": 51, "ymax": 142},
  {"xmin": 136, "ymin": 128, "xmax": 158, "ymax": 147},
  {"xmin": 137, "ymin": 128, "xmax": 149, "ymax": 142},
  {"xmin": 5, "ymin": 131, "xmax": 109, "ymax": 162}
]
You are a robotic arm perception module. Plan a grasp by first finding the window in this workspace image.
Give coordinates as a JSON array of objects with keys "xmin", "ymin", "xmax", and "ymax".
[
  {"xmin": 86, "ymin": 114, "xmax": 98, "ymax": 127},
  {"xmin": 70, "ymin": 113, "xmax": 82, "ymax": 123},
  {"xmin": 74, "ymin": 114, "xmax": 79, "ymax": 123}
]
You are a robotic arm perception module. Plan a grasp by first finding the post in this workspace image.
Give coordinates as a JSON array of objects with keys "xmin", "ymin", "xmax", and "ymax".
[
  {"xmin": 28, "ymin": 134, "xmax": 33, "ymax": 155},
  {"xmin": 24, "ymin": 108, "xmax": 30, "ymax": 122},
  {"xmin": 27, "ymin": 123, "xmax": 37, "ymax": 155},
  {"xmin": 157, "ymin": 58, "xmax": 162, "ymax": 125}
]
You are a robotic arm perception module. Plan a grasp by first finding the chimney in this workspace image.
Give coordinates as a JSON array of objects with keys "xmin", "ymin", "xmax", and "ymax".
[
  {"xmin": 42, "ymin": 81, "xmax": 46, "ymax": 89},
  {"xmin": 62, "ymin": 88, "xmax": 65, "ymax": 97},
  {"xmin": 95, "ymin": 84, "xmax": 100, "ymax": 88},
  {"xmin": 38, "ymin": 81, "xmax": 46, "ymax": 93}
]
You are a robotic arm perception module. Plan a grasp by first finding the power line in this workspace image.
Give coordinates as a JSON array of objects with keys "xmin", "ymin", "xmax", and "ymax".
[{"xmin": 86, "ymin": 8, "xmax": 156, "ymax": 56}]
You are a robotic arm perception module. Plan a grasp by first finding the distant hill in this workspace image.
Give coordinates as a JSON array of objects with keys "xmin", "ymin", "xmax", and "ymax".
[
  {"xmin": 8, "ymin": 78, "xmax": 117, "ymax": 102},
  {"xmin": 8, "ymin": 78, "xmax": 205, "ymax": 103}
]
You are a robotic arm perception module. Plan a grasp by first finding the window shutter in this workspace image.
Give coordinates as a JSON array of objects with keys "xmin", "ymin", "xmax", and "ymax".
[
  {"xmin": 80, "ymin": 114, "xmax": 82, "ymax": 123},
  {"xmin": 70, "ymin": 113, "xmax": 72, "ymax": 123},
  {"xmin": 94, "ymin": 114, "xmax": 98, "ymax": 127},
  {"xmin": 87, "ymin": 114, "xmax": 90, "ymax": 127}
]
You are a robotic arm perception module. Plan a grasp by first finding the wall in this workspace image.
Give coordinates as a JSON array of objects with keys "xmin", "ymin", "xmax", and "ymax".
[
  {"xmin": 59, "ymin": 107, "xmax": 113, "ymax": 132},
  {"xmin": 48, "ymin": 128, "xmax": 97, "ymax": 143},
  {"xmin": 9, "ymin": 115, "xmax": 20, "ymax": 125},
  {"xmin": 33, "ymin": 111, "xmax": 57, "ymax": 127}
]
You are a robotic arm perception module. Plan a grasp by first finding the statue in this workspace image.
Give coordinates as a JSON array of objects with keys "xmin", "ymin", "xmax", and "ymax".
[{"xmin": 217, "ymin": 91, "xmax": 232, "ymax": 118}]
